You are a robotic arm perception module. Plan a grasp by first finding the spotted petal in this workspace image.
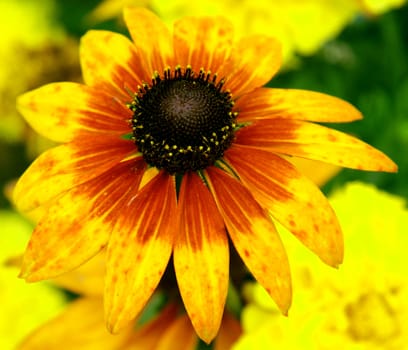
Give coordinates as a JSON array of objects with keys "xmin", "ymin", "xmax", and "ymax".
[
  {"xmin": 174, "ymin": 172, "xmax": 229, "ymax": 343},
  {"xmin": 225, "ymin": 145, "xmax": 343, "ymax": 266},
  {"xmin": 105, "ymin": 171, "xmax": 177, "ymax": 333},
  {"xmin": 124, "ymin": 7, "xmax": 174, "ymax": 77},
  {"xmin": 14, "ymin": 137, "xmax": 135, "ymax": 213},
  {"xmin": 220, "ymin": 35, "xmax": 282, "ymax": 97},
  {"xmin": 81, "ymin": 30, "xmax": 146, "ymax": 100},
  {"xmin": 173, "ymin": 15, "xmax": 234, "ymax": 75},
  {"xmin": 236, "ymin": 119, "xmax": 398, "ymax": 172},
  {"xmin": 19, "ymin": 159, "xmax": 146, "ymax": 282},
  {"xmin": 17, "ymin": 82, "xmax": 132, "ymax": 143},
  {"xmin": 205, "ymin": 166, "xmax": 292, "ymax": 314},
  {"xmin": 236, "ymin": 88, "xmax": 363, "ymax": 123}
]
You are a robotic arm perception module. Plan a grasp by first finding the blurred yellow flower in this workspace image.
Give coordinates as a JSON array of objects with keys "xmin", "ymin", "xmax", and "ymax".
[
  {"xmin": 89, "ymin": 0, "xmax": 406, "ymax": 64},
  {"xmin": 0, "ymin": 210, "xmax": 66, "ymax": 350},
  {"xmin": 0, "ymin": 0, "xmax": 80, "ymax": 145},
  {"xmin": 233, "ymin": 182, "xmax": 408, "ymax": 350},
  {"xmin": 360, "ymin": 0, "xmax": 407, "ymax": 15}
]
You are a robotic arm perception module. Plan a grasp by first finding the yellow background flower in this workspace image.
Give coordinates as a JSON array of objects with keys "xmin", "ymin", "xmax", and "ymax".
[
  {"xmin": 233, "ymin": 182, "xmax": 408, "ymax": 349},
  {"xmin": 0, "ymin": 210, "xmax": 66, "ymax": 350}
]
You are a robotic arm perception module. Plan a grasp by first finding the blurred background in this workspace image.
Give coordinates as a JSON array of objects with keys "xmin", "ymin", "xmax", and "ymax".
[{"xmin": 1, "ymin": 0, "xmax": 407, "ymax": 349}]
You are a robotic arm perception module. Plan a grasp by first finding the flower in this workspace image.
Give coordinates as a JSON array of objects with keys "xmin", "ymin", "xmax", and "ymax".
[
  {"xmin": 0, "ymin": 0, "xmax": 79, "ymax": 144},
  {"xmin": 14, "ymin": 7, "xmax": 397, "ymax": 343},
  {"xmin": 88, "ymin": 0, "xmax": 357, "ymax": 63},
  {"xmin": 232, "ymin": 182, "xmax": 408, "ymax": 350},
  {"xmin": 88, "ymin": 0, "xmax": 407, "ymax": 63},
  {"xmin": 0, "ymin": 210, "xmax": 67, "ymax": 350}
]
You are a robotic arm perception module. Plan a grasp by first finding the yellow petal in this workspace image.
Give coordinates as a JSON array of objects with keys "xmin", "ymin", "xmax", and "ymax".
[
  {"xmin": 13, "ymin": 137, "xmax": 135, "ymax": 213},
  {"xmin": 19, "ymin": 298, "xmax": 134, "ymax": 350},
  {"xmin": 174, "ymin": 172, "xmax": 229, "ymax": 343},
  {"xmin": 236, "ymin": 119, "xmax": 398, "ymax": 172},
  {"xmin": 105, "ymin": 171, "xmax": 176, "ymax": 333},
  {"xmin": 220, "ymin": 35, "xmax": 282, "ymax": 97},
  {"xmin": 80, "ymin": 30, "xmax": 146, "ymax": 100},
  {"xmin": 205, "ymin": 166, "xmax": 292, "ymax": 315},
  {"xmin": 173, "ymin": 15, "xmax": 234, "ymax": 74},
  {"xmin": 123, "ymin": 7, "xmax": 174, "ymax": 76},
  {"xmin": 286, "ymin": 156, "xmax": 341, "ymax": 188},
  {"xmin": 225, "ymin": 145, "xmax": 343, "ymax": 266},
  {"xmin": 52, "ymin": 252, "xmax": 106, "ymax": 296},
  {"xmin": 236, "ymin": 88, "xmax": 363, "ymax": 123},
  {"xmin": 17, "ymin": 82, "xmax": 131, "ymax": 143},
  {"xmin": 20, "ymin": 159, "xmax": 146, "ymax": 281}
]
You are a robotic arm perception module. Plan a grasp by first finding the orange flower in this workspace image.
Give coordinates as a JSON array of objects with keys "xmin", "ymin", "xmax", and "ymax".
[
  {"xmin": 18, "ymin": 253, "xmax": 241, "ymax": 350},
  {"xmin": 14, "ymin": 8, "xmax": 397, "ymax": 343},
  {"xmin": 18, "ymin": 298, "xmax": 240, "ymax": 350}
]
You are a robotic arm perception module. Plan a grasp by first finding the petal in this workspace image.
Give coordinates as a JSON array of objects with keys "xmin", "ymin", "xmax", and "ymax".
[
  {"xmin": 80, "ymin": 30, "xmax": 147, "ymax": 100},
  {"xmin": 236, "ymin": 88, "xmax": 363, "ymax": 123},
  {"xmin": 52, "ymin": 252, "xmax": 106, "ymax": 296},
  {"xmin": 155, "ymin": 314, "xmax": 197, "ymax": 350},
  {"xmin": 173, "ymin": 15, "xmax": 234, "ymax": 74},
  {"xmin": 14, "ymin": 137, "xmax": 136, "ymax": 212},
  {"xmin": 105, "ymin": 171, "xmax": 177, "ymax": 333},
  {"xmin": 124, "ymin": 304, "xmax": 179, "ymax": 350},
  {"xmin": 17, "ymin": 82, "xmax": 132, "ymax": 143},
  {"xmin": 205, "ymin": 166, "xmax": 292, "ymax": 314},
  {"xmin": 236, "ymin": 119, "xmax": 398, "ymax": 172},
  {"xmin": 286, "ymin": 156, "xmax": 341, "ymax": 187},
  {"xmin": 225, "ymin": 145, "xmax": 343, "ymax": 266},
  {"xmin": 20, "ymin": 158, "xmax": 146, "ymax": 281},
  {"xmin": 174, "ymin": 172, "xmax": 229, "ymax": 343},
  {"xmin": 124, "ymin": 7, "xmax": 174, "ymax": 76},
  {"xmin": 214, "ymin": 312, "xmax": 242, "ymax": 350},
  {"xmin": 19, "ymin": 298, "xmax": 134, "ymax": 350},
  {"xmin": 220, "ymin": 35, "xmax": 282, "ymax": 97}
]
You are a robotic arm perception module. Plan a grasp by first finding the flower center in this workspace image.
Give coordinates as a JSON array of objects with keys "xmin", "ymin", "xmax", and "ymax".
[
  {"xmin": 129, "ymin": 66, "xmax": 237, "ymax": 174},
  {"xmin": 345, "ymin": 292, "xmax": 399, "ymax": 343}
]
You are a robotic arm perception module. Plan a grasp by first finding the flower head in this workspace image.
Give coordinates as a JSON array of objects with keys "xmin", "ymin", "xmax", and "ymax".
[{"xmin": 14, "ymin": 8, "xmax": 397, "ymax": 343}]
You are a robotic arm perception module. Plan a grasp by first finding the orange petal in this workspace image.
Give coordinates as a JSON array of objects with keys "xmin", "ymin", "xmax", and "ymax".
[
  {"xmin": 214, "ymin": 312, "xmax": 242, "ymax": 350},
  {"xmin": 20, "ymin": 158, "xmax": 146, "ymax": 281},
  {"xmin": 80, "ymin": 30, "xmax": 146, "ymax": 100},
  {"xmin": 236, "ymin": 119, "xmax": 398, "ymax": 172},
  {"xmin": 17, "ymin": 82, "xmax": 131, "ymax": 143},
  {"xmin": 173, "ymin": 16, "xmax": 233, "ymax": 75},
  {"xmin": 19, "ymin": 298, "xmax": 134, "ymax": 350},
  {"xmin": 205, "ymin": 166, "xmax": 292, "ymax": 315},
  {"xmin": 220, "ymin": 35, "xmax": 282, "ymax": 97},
  {"xmin": 155, "ymin": 314, "xmax": 197, "ymax": 350},
  {"xmin": 174, "ymin": 172, "xmax": 229, "ymax": 343},
  {"xmin": 124, "ymin": 304, "xmax": 179, "ymax": 350},
  {"xmin": 13, "ymin": 137, "xmax": 135, "ymax": 213},
  {"xmin": 124, "ymin": 7, "xmax": 174, "ymax": 77},
  {"xmin": 236, "ymin": 88, "xmax": 363, "ymax": 123},
  {"xmin": 225, "ymin": 145, "xmax": 343, "ymax": 266},
  {"xmin": 105, "ymin": 171, "xmax": 177, "ymax": 333},
  {"xmin": 52, "ymin": 252, "xmax": 106, "ymax": 296}
]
